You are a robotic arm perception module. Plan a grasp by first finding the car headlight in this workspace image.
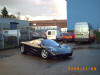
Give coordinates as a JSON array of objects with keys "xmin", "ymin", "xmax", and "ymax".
[
  {"xmin": 51, "ymin": 48, "xmax": 57, "ymax": 52},
  {"xmin": 48, "ymin": 47, "xmax": 56, "ymax": 52}
]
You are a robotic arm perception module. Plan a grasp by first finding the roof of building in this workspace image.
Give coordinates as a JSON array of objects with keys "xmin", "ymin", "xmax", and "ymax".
[{"xmin": 29, "ymin": 20, "xmax": 67, "ymax": 28}]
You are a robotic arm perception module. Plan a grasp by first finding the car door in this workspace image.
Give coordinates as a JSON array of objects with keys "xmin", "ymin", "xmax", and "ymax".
[{"xmin": 28, "ymin": 42, "xmax": 42, "ymax": 55}]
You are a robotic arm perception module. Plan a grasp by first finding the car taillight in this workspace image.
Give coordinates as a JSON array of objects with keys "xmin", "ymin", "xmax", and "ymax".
[
  {"xmin": 56, "ymin": 36, "xmax": 58, "ymax": 38},
  {"xmin": 72, "ymin": 35, "xmax": 74, "ymax": 38},
  {"xmin": 62, "ymin": 36, "xmax": 64, "ymax": 38},
  {"xmin": 94, "ymin": 34, "xmax": 96, "ymax": 40},
  {"xmin": 62, "ymin": 36, "xmax": 65, "ymax": 38},
  {"xmin": 88, "ymin": 34, "xmax": 90, "ymax": 38}
]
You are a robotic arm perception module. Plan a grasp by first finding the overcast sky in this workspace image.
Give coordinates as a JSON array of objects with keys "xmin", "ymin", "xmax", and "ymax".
[{"xmin": 0, "ymin": 0, "xmax": 67, "ymax": 20}]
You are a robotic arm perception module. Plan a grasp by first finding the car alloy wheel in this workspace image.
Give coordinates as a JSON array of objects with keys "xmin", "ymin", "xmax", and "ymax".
[
  {"xmin": 41, "ymin": 49, "xmax": 48, "ymax": 59},
  {"xmin": 21, "ymin": 46, "xmax": 25, "ymax": 54}
]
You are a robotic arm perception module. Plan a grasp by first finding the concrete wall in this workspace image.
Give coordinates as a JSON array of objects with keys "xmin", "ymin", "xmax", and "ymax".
[{"xmin": 0, "ymin": 18, "xmax": 29, "ymax": 29}]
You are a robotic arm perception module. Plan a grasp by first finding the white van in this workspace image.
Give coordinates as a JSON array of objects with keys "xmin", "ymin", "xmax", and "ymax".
[
  {"xmin": 74, "ymin": 22, "xmax": 94, "ymax": 42},
  {"xmin": 46, "ymin": 30, "xmax": 61, "ymax": 40}
]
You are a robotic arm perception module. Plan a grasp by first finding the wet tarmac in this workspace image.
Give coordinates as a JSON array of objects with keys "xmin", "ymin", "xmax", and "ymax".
[{"xmin": 0, "ymin": 47, "xmax": 100, "ymax": 75}]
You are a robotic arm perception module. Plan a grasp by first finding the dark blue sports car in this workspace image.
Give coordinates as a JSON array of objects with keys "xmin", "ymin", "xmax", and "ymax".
[{"xmin": 20, "ymin": 39, "xmax": 73, "ymax": 59}]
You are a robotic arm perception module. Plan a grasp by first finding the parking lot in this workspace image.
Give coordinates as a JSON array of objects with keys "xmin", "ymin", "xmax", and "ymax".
[{"xmin": 0, "ymin": 43, "xmax": 100, "ymax": 75}]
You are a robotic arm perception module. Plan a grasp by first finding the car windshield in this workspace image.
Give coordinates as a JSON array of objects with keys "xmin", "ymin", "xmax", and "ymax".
[{"xmin": 42, "ymin": 40, "xmax": 59, "ymax": 47}]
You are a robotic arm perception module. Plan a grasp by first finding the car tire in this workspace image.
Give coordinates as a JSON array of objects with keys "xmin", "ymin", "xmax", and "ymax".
[
  {"xmin": 20, "ymin": 45, "xmax": 26, "ymax": 54},
  {"xmin": 69, "ymin": 53, "xmax": 72, "ymax": 56},
  {"xmin": 41, "ymin": 49, "xmax": 49, "ymax": 59}
]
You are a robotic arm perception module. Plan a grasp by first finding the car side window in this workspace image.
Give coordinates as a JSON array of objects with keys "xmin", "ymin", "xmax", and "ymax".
[{"xmin": 48, "ymin": 31, "xmax": 51, "ymax": 35}]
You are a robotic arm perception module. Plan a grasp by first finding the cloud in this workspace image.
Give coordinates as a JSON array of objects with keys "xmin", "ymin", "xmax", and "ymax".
[
  {"xmin": 0, "ymin": 0, "xmax": 67, "ymax": 20},
  {"xmin": 21, "ymin": 15, "xmax": 66, "ymax": 21}
]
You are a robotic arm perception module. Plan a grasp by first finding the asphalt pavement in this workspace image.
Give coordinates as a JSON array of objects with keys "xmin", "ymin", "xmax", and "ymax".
[{"xmin": 0, "ymin": 46, "xmax": 100, "ymax": 75}]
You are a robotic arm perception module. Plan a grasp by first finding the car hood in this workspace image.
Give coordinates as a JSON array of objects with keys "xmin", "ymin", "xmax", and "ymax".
[{"xmin": 45, "ymin": 45, "xmax": 72, "ymax": 54}]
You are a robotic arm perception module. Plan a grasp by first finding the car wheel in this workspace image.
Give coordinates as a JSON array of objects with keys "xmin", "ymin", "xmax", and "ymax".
[
  {"xmin": 69, "ymin": 53, "xmax": 72, "ymax": 56},
  {"xmin": 20, "ymin": 45, "xmax": 26, "ymax": 54},
  {"xmin": 41, "ymin": 49, "xmax": 48, "ymax": 59}
]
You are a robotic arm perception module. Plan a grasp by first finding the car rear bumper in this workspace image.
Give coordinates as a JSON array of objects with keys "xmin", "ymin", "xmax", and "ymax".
[
  {"xmin": 75, "ymin": 38, "xmax": 89, "ymax": 42},
  {"xmin": 62, "ymin": 39, "xmax": 74, "ymax": 41}
]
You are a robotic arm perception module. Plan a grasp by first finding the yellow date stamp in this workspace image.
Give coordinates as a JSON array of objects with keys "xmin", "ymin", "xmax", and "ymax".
[{"xmin": 68, "ymin": 66, "xmax": 96, "ymax": 71}]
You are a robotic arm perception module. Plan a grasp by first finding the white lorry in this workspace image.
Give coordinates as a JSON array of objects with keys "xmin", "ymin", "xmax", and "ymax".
[{"xmin": 74, "ymin": 22, "xmax": 94, "ymax": 42}]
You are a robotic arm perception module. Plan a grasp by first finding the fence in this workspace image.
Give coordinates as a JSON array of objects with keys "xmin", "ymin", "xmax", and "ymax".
[
  {"xmin": 0, "ymin": 26, "xmax": 33, "ymax": 49},
  {"xmin": 0, "ymin": 26, "xmax": 48, "ymax": 49},
  {"xmin": 0, "ymin": 31, "xmax": 3, "ymax": 49},
  {"xmin": 0, "ymin": 30, "xmax": 18, "ymax": 49}
]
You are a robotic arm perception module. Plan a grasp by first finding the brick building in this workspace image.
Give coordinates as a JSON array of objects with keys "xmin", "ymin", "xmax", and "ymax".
[{"xmin": 29, "ymin": 20, "xmax": 67, "ymax": 32}]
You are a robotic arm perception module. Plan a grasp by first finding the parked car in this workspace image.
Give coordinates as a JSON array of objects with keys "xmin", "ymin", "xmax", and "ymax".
[
  {"xmin": 61, "ymin": 33, "xmax": 74, "ymax": 42},
  {"xmin": 20, "ymin": 39, "xmax": 73, "ymax": 59}
]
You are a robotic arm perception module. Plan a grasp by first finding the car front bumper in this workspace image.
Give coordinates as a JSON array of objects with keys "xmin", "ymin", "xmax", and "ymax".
[{"xmin": 50, "ymin": 50, "xmax": 73, "ymax": 57}]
